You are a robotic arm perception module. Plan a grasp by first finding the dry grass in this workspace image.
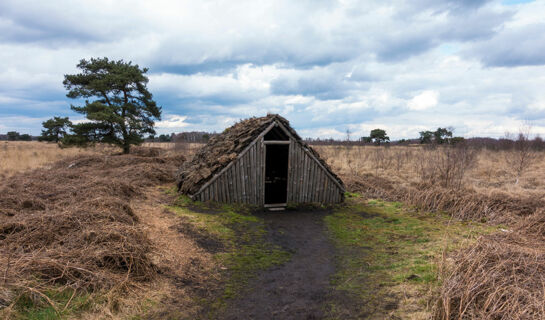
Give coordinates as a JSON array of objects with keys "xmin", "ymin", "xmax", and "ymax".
[
  {"xmin": 141, "ymin": 142, "xmax": 203, "ymax": 158},
  {"xmin": 0, "ymin": 142, "xmax": 113, "ymax": 179},
  {"xmin": 0, "ymin": 148, "xmax": 188, "ymax": 318},
  {"xmin": 314, "ymin": 145, "xmax": 545, "ymax": 223},
  {"xmin": 315, "ymin": 145, "xmax": 545, "ymax": 195},
  {"xmin": 435, "ymin": 211, "xmax": 545, "ymax": 319},
  {"xmin": 314, "ymin": 144, "xmax": 545, "ymax": 319}
]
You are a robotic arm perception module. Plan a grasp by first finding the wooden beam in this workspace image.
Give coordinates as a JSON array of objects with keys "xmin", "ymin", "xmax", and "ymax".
[{"xmin": 263, "ymin": 140, "xmax": 290, "ymax": 145}]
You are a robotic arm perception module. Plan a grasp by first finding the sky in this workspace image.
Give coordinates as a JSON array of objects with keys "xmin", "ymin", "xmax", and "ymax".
[{"xmin": 1, "ymin": 0, "xmax": 544, "ymax": 140}]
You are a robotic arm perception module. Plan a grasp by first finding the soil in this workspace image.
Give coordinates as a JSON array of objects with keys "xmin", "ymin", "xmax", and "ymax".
[
  {"xmin": 133, "ymin": 187, "xmax": 221, "ymax": 320},
  {"xmin": 222, "ymin": 210, "xmax": 336, "ymax": 320}
]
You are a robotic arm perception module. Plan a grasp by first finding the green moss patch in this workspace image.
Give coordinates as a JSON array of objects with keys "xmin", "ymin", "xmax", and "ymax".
[{"xmin": 325, "ymin": 195, "xmax": 496, "ymax": 319}]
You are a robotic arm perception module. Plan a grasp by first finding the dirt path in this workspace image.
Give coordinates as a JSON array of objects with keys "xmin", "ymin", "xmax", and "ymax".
[
  {"xmin": 133, "ymin": 187, "xmax": 220, "ymax": 319},
  {"xmin": 223, "ymin": 210, "xmax": 336, "ymax": 320}
]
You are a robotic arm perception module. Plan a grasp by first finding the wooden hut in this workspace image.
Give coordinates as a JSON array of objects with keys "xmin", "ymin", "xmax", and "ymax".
[{"xmin": 177, "ymin": 114, "xmax": 345, "ymax": 207}]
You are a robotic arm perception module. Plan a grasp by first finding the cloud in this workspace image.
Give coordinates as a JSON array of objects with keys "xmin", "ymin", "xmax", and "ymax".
[
  {"xmin": 156, "ymin": 115, "xmax": 190, "ymax": 129},
  {"xmin": 0, "ymin": 0, "xmax": 544, "ymax": 140},
  {"xmin": 407, "ymin": 91, "xmax": 439, "ymax": 110}
]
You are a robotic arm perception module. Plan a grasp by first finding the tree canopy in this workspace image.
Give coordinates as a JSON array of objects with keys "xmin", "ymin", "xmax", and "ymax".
[
  {"xmin": 369, "ymin": 128, "xmax": 390, "ymax": 145},
  {"xmin": 39, "ymin": 116, "xmax": 71, "ymax": 142},
  {"xmin": 420, "ymin": 127, "xmax": 454, "ymax": 144},
  {"xmin": 62, "ymin": 57, "xmax": 161, "ymax": 153},
  {"xmin": 7, "ymin": 131, "xmax": 19, "ymax": 141}
]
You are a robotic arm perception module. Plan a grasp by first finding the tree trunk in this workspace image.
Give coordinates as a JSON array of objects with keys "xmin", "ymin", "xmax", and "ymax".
[{"xmin": 123, "ymin": 144, "xmax": 130, "ymax": 154}]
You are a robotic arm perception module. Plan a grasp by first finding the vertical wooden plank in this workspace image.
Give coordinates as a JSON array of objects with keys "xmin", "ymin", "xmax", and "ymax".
[
  {"xmin": 216, "ymin": 177, "xmax": 222, "ymax": 202},
  {"xmin": 307, "ymin": 160, "xmax": 315, "ymax": 203},
  {"xmin": 294, "ymin": 146, "xmax": 300, "ymax": 203},
  {"xmin": 325, "ymin": 179, "xmax": 331, "ymax": 203},
  {"xmin": 290, "ymin": 140, "xmax": 297, "ymax": 203},
  {"xmin": 220, "ymin": 175, "xmax": 226, "ymax": 202},
  {"xmin": 248, "ymin": 145, "xmax": 253, "ymax": 204},
  {"xmin": 245, "ymin": 152, "xmax": 251, "ymax": 204},
  {"xmin": 239, "ymin": 157, "xmax": 246, "ymax": 203},
  {"xmin": 231, "ymin": 163, "xmax": 237, "ymax": 203},
  {"xmin": 287, "ymin": 140, "xmax": 293, "ymax": 202},
  {"xmin": 318, "ymin": 165, "xmax": 325, "ymax": 203},
  {"xmin": 216, "ymin": 180, "xmax": 220, "ymax": 202},
  {"xmin": 255, "ymin": 142, "xmax": 260, "ymax": 205},
  {"xmin": 209, "ymin": 182, "xmax": 214, "ymax": 202},
  {"xmin": 294, "ymin": 145, "xmax": 300, "ymax": 203},
  {"xmin": 261, "ymin": 139, "xmax": 266, "ymax": 205},
  {"xmin": 236, "ymin": 159, "xmax": 242, "ymax": 203},
  {"xmin": 251, "ymin": 144, "xmax": 257, "ymax": 205},
  {"xmin": 258, "ymin": 140, "xmax": 263, "ymax": 205},
  {"xmin": 215, "ymin": 179, "xmax": 220, "ymax": 202},
  {"xmin": 234, "ymin": 161, "xmax": 240, "ymax": 203},
  {"xmin": 213, "ymin": 180, "xmax": 220, "ymax": 202},
  {"xmin": 224, "ymin": 174, "xmax": 229, "ymax": 202},
  {"xmin": 312, "ymin": 162, "xmax": 319, "ymax": 203},
  {"xmin": 323, "ymin": 173, "xmax": 330, "ymax": 204},
  {"xmin": 263, "ymin": 142, "xmax": 267, "ymax": 205},
  {"xmin": 306, "ymin": 153, "xmax": 312, "ymax": 203},
  {"xmin": 298, "ymin": 146, "xmax": 304, "ymax": 203},
  {"xmin": 331, "ymin": 183, "xmax": 337, "ymax": 203},
  {"xmin": 245, "ymin": 149, "xmax": 251, "ymax": 204},
  {"xmin": 316, "ymin": 168, "xmax": 323, "ymax": 203},
  {"xmin": 285, "ymin": 140, "xmax": 291, "ymax": 203},
  {"xmin": 229, "ymin": 166, "xmax": 235, "ymax": 203},
  {"xmin": 226, "ymin": 166, "xmax": 232, "ymax": 202},
  {"xmin": 301, "ymin": 152, "xmax": 308, "ymax": 203}
]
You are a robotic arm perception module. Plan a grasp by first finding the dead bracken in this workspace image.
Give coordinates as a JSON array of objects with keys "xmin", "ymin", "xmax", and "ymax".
[{"xmin": 0, "ymin": 148, "xmax": 185, "ymax": 302}]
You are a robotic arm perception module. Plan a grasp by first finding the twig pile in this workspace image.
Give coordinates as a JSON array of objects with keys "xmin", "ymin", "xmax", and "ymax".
[
  {"xmin": 0, "ymin": 150, "xmax": 185, "ymax": 300},
  {"xmin": 346, "ymin": 173, "xmax": 544, "ymax": 223},
  {"xmin": 435, "ymin": 211, "xmax": 545, "ymax": 319}
]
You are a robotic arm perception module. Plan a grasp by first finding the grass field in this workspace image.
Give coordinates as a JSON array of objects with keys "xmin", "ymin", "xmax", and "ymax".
[
  {"xmin": 0, "ymin": 141, "xmax": 103, "ymax": 178},
  {"xmin": 2, "ymin": 141, "xmax": 544, "ymax": 319},
  {"xmin": 315, "ymin": 144, "xmax": 545, "ymax": 197}
]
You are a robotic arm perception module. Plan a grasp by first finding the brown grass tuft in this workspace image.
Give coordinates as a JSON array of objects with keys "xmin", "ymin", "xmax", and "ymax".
[
  {"xmin": 0, "ymin": 149, "xmax": 186, "ymax": 305},
  {"xmin": 435, "ymin": 211, "xmax": 545, "ymax": 319}
]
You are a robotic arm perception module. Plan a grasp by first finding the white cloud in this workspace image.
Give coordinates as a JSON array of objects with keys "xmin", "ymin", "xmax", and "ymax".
[
  {"xmin": 407, "ymin": 90, "xmax": 439, "ymax": 110},
  {"xmin": 156, "ymin": 115, "xmax": 190, "ymax": 129},
  {"xmin": 0, "ymin": 0, "xmax": 544, "ymax": 140}
]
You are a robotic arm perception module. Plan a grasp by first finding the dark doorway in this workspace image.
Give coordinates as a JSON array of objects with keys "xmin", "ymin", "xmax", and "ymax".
[{"xmin": 265, "ymin": 144, "xmax": 289, "ymax": 204}]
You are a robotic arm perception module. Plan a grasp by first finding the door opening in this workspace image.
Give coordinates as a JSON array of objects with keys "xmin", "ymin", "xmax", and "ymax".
[{"xmin": 265, "ymin": 144, "xmax": 289, "ymax": 205}]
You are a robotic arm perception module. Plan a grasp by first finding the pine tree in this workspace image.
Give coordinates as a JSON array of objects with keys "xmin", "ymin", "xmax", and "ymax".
[{"xmin": 62, "ymin": 57, "xmax": 161, "ymax": 153}]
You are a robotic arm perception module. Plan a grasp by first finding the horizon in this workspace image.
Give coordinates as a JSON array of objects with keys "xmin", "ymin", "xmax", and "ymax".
[{"xmin": 1, "ymin": 0, "xmax": 544, "ymax": 140}]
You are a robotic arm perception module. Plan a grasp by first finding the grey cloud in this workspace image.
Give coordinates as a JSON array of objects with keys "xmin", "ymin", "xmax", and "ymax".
[{"xmin": 468, "ymin": 23, "xmax": 545, "ymax": 67}]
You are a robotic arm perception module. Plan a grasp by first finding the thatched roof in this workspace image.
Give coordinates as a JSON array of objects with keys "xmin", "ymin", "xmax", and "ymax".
[{"xmin": 177, "ymin": 114, "xmax": 344, "ymax": 196}]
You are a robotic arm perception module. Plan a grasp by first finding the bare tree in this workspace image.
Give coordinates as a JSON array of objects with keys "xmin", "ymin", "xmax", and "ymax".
[{"xmin": 505, "ymin": 125, "xmax": 538, "ymax": 184}]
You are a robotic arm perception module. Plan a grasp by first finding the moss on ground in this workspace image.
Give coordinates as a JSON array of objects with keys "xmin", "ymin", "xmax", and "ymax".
[
  {"xmin": 8, "ymin": 288, "xmax": 94, "ymax": 320},
  {"xmin": 325, "ymin": 195, "xmax": 497, "ymax": 319},
  {"xmin": 169, "ymin": 196, "xmax": 291, "ymax": 316}
]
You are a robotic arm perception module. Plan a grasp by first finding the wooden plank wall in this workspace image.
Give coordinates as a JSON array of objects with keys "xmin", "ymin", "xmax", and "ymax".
[
  {"xmin": 287, "ymin": 139, "xmax": 343, "ymax": 204},
  {"xmin": 195, "ymin": 139, "xmax": 265, "ymax": 204},
  {"xmin": 195, "ymin": 137, "xmax": 343, "ymax": 204}
]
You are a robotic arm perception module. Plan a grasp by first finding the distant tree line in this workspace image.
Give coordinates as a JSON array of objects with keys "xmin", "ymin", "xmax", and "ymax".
[
  {"xmin": 305, "ymin": 126, "xmax": 545, "ymax": 151},
  {"xmin": 0, "ymin": 131, "xmax": 34, "ymax": 141}
]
